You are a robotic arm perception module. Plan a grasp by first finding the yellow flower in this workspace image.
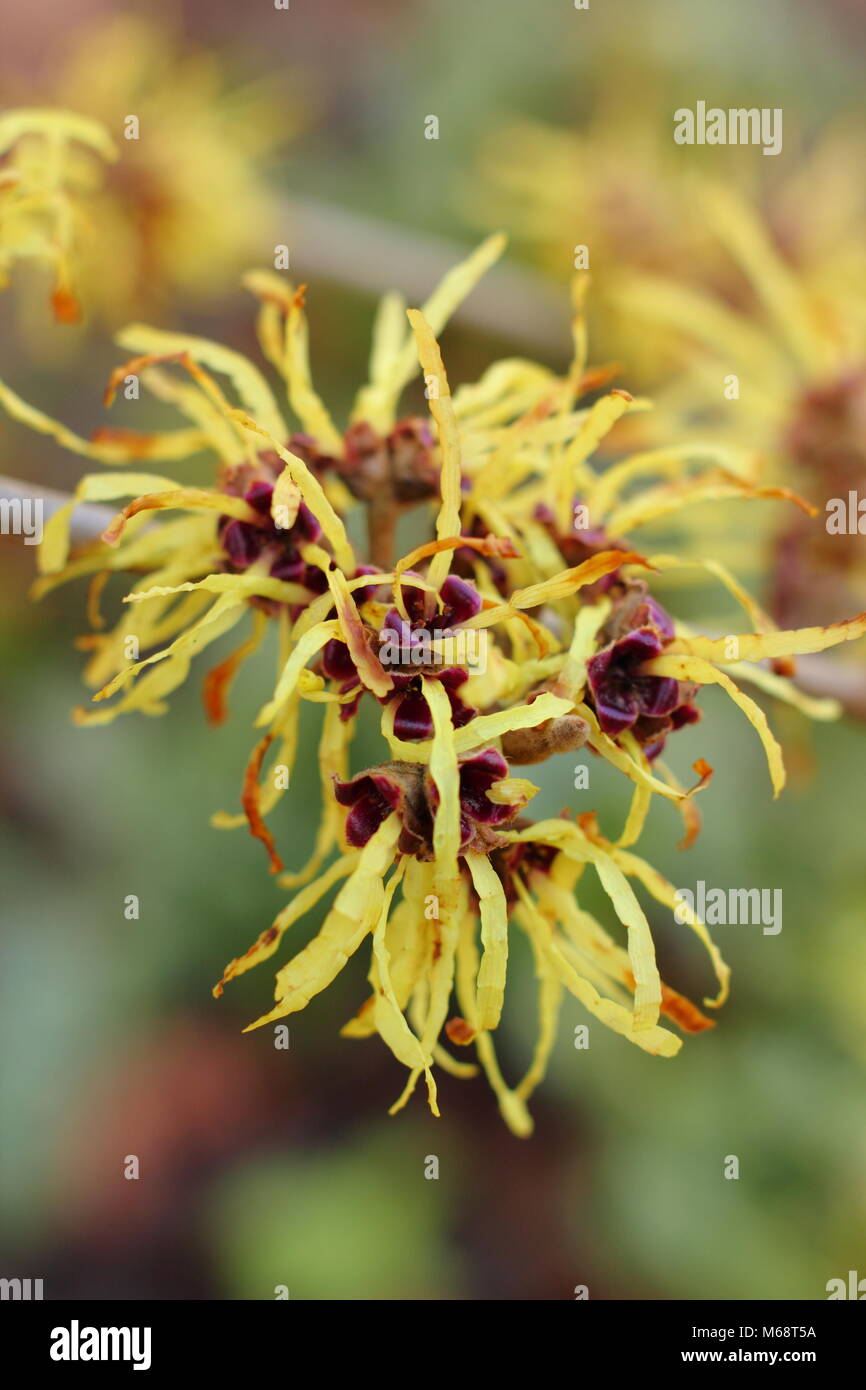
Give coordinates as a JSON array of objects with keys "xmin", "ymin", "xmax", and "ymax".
[
  {"xmin": 4, "ymin": 18, "xmax": 303, "ymax": 328},
  {"xmin": 3, "ymin": 236, "xmax": 507, "ymax": 727},
  {"xmin": 13, "ymin": 237, "xmax": 866, "ymax": 1131},
  {"xmin": 206, "ymin": 280, "xmax": 866, "ymax": 1134},
  {"xmin": 616, "ymin": 180, "xmax": 866, "ymax": 628},
  {"xmin": 0, "ymin": 108, "xmax": 116, "ymax": 321},
  {"xmin": 474, "ymin": 100, "xmax": 866, "ymax": 632}
]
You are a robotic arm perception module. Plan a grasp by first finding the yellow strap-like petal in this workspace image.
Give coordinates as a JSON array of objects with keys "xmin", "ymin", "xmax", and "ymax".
[
  {"xmin": 256, "ymin": 619, "xmax": 340, "ymax": 727},
  {"xmin": 244, "ymin": 815, "xmax": 402, "ymax": 1030},
  {"xmin": 465, "ymin": 852, "xmax": 510, "ymax": 1031},
  {"xmin": 407, "ymin": 308, "xmax": 463, "ymax": 592},
  {"xmin": 664, "ymin": 614, "xmax": 866, "ymax": 664},
  {"xmin": 647, "ymin": 653, "xmax": 786, "ymax": 797},
  {"xmin": 116, "ymin": 324, "xmax": 288, "ymax": 442}
]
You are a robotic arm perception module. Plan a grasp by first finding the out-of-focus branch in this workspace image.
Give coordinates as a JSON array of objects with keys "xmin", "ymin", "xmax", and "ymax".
[
  {"xmin": 793, "ymin": 653, "xmax": 866, "ymax": 722},
  {"xmin": 0, "ymin": 474, "xmax": 112, "ymax": 543},
  {"xmin": 285, "ymin": 197, "xmax": 571, "ymax": 355}
]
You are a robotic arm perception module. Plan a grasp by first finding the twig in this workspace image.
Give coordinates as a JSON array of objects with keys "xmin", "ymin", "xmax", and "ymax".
[
  {"xmin": 793, "ymin": 653, "xmax": 866, "ymax": 722},
  {"xmin": 286, "ymin": 196, "xmax": 570, "ymax": 355},
  {"xmin": 0, "ymin": 474, "xmax": 112, "ymax": 543}
]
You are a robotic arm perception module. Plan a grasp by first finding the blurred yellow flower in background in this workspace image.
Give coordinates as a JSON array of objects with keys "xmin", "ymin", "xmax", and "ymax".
[
  {"xmin": 617, "ymin": 180, "xmax": 866, "ymax": 632},
  {"xmin": 2, "ymin": 16, "xmax": 303, "ymax": 329},
  {"xmin": 470, "ymin": 83, "xmax": 866, "ymax": 645},
  {"xmin": 0, "ymin": 107, "xmax": 116, "ymax": 322}
]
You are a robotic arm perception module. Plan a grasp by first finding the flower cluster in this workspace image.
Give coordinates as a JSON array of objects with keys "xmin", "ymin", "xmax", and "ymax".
[
  {"xmin": 1, "ymin": 18, "xmax": 300, "ymax": 329},
  {"xmin": 0, "ymin": 109, "xmax": 116, "ymax": 322},
  {"xmin": 9, "ymin": 237, "xmax": 866, "ymax": 1135},
  {"xmin": 472, "ymin": 101, "xmax": 866, "ymax": 643}
]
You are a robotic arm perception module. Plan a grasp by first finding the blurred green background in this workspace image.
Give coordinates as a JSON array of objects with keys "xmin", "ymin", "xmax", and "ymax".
[{"xmin": 1, "ymin": 0, "xmax": 864, "ymax": 1300}]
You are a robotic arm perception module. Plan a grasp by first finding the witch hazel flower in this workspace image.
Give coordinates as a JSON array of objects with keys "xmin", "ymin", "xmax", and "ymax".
[
  {"xmin": 0, "ymin": 108, "xmax": 117, "ymax": 322},
  {"xmin": 2, "ymin": 234, "xmax": 506, "ymax": 727},
  {"xmin": 586, "ymin": 589, "xmax": 700, "ymax": 756},
  {"xmin": 335, "ymin": 747, "xmax": 527, "ymax": 856},
  {"xmin": 218, "ymin": 472, "xmax": 327, "ymax": 613},
  {"xmin": 376, "ymin": 574, "xmax": 483, "ymax": 738},
  {"xmin": 217, "ymin": 287, "xmax": 866, "ymax": 1135},
  {"xmin": 12, "ymin": 226, "xmax": 866, "ymax": 1134},
  {"xmin": 318, "ymin": 572, "xmax": 488, "ymax": 737}
]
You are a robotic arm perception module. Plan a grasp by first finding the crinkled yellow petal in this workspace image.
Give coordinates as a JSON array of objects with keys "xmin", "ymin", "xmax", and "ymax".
[
  {"xmin": 101, "ymin": 487, "xmax": 258, "ymax": 548},
  {"xmin": 524, "ymin": 870, "xmax": 685, "ymax": 1053},
  {"xmin": 507, "ymin": 548, "xmax": 649, "ymax": 611},
  {"xmin": 649, "ymin": 553, "xmax": 778, "ymax": 635},
  {"xmin": 116, "ymin": 325, "xmax": 288, "ymax": 442},
  {"xmin": 126, "ymin": 572, "xmax": 309, "ymax": 608},
  {"xmin": 575, "ymin": 701, "xmax": 693, "ymax": 803},
  {"xmin": 430, "ymin": 1043, "xmax": 479, "ymax": 1079},
  {"xmin": 380, "ymin": 233, "xmax": 507, "ymax": 422},
  {"xmin": 104, "ymin": 353, "xmax": 254, "ymax": 465},
  {"xmin": 371, "ymin": 861, "xmax": 439, "ymax": 1110},
  {"xmin": 537, "ymin": 878, "xmax": 633, "ymax": 996},
  {"xmin": 725, "ymin": 661, "xmax": 841, "ymax": 721},
  {"xmin": 453, "ymin": 357, "xmax": 555, "ymax": 428},
  {"xmin": 554, "ymin": 390, "xmax": 646, "ymax": 531},
  {"xmin": 277, "ymin": 702, "xmax": 354, "ymax": 885},
  {"xmin": 381, "ymin": 691, "xmax": 573, "ymax": 763},
  {"xmin": 314, "ymin": 555, "xmax": 434, "ymax": 633},
  {"xmin": 664, "ymin": 613, "xmax": 866, "ymax": 664},
  {"xmin": 606, "ymin": 476, "xmax": 815, "ymax": 536},
  {"xmin": 457, "ymin": 692, "xmax": 573, "ymax": 753},
  {"xmin": 326, "ymin": 567, "xmax": 392, "ymax": 697},
  {"xmin": 284, "ymin": 288, "xmax": 345, "ymax": 455},
  {"xmin": 512, "ymin": 900, "xmax": 562, "ymax": 1104},
  {"xmin": 406, "ymin": 308, "xmax": 463, "ymax": 592},
  {"xmin": 242, "ymin": 270, "xmax": 294, "ymax": 371},
  {"xmin": 616, "ymin": 733, "xmax": 652, "ymax": 848},
  {"xmin": 455, "ymin": 907, "xmax": 533, "ymax": 1137},
  {"xmin": 610, "ymin": 846, "xmax": 730, "ymax": 1008},
  {"xmin": 214, "ymin": 854, "xmax": 355, "ymax": 995},
  {"xmin": 555, "ymin": 598, "xmax": 611, "ymax": 699},
  {"xmin": 350, "ymin": 290, "xmax": 408, "ymax": 429},
  {"xmin": 343, "ymin": 888, "xmax": 424, "ymax": 1039},
  {"xmin": 31, "ymin": 512, "xmax": 216, "ymax": 597},
  {"xmin": 256, "ymin": 619, "xmax": 340, "ymax": 727},
  {"xmin": 587, "ymin": 445, "xmax": 760, "ymax": 522},
  {"xmin": 456, "ymin": 598, "xmax": 556, "ymax": 654},
  {"xmin": 86, "ymin": 424, "xmax": 212, "ymax": 462},
  {"xmin": 647, "ymin": 654, "xmax": 786, "ymax": 797},
  {"xmin": 508, "ymin": 819, "xmax": 662, "ymax": 1030},
  {"xmin": 545, "ymin": 931, "xmax": 679, "ymax": 1056},
  {"xmin": 135, "ymin": 363, "xmax": 240, "ymax": 463},
  {"xmin": 390, "ymin": 866, "xmax": 465, "ymax": 1118},
  {"xmin": 243, "ymin": 814, "xmax": 402, "ymax": 1030},
  {"xmin": 39, "ymin": 471, "xmax": 181, "ymax": 573},
  {"xmin": 81, "ymin": 566, "xmax": 215, "ymax": 691},
  {"xmin": 465, "ymin": 851, "xmax": 509, "ymax": 1031},
  {"xmin": 0, "ymin": 378, "xmax": 142, "ymax": 467},
  {"xmin": 423, "ymin": 677, "xmax": 460, "ymax": 901},
  {"xmin": 92, "ymin": 591, "xmax": 248, "ymax": 704},
  {"xmin": 73, "ymin": 615, "xmax": 224, "ymax": 724}
]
